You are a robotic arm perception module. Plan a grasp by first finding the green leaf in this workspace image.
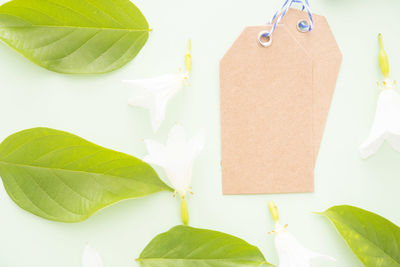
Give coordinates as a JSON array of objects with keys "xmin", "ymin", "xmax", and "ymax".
[
  {"xmin": 321, "ymin": 205, "xmax": 400, "ymax": 267},
  {"xmin": 0, "ymin": 127, "xmax": 172, "ymax": 222},
  {"xmin": 0, "ymin": 0, "xmax": 150, "ymax": 74},
  {"xmin": 138, "ymin": 225, "xmax": 273, "ymax": 267}
]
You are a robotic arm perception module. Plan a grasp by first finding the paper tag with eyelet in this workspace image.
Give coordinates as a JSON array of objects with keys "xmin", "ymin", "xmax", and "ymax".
[
  {"xmin": 220, "ymin": 8, "xmax": 342, "ymax": 194},
  {"xmin": 281, "ymin": 9, "xmax": 342, "ymax": 160}
]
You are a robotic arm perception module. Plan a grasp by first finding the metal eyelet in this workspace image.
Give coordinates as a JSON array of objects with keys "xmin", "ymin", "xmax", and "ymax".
[
  {"xmin": 258, "ymin": 31, "xmax": 272, "ymax": 47},
  {"xmin": 297, "ymin": 19, "xmax": 310, "ymax": 33}
]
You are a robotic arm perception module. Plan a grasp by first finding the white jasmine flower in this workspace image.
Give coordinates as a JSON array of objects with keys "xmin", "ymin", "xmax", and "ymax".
[
  {"xmin": 143, "ymin": 124, "xmax": 205, "ymax": 225},
  {"xmin": 359, "ymin": 87, "xmax": 400, "ymax": 159},
  {"xmin": 123, "ymin": 41, "xmax": 192, "ymax": 132},
  {"xmin": 124, "ymin": 72, "xmax": 188, "ymax": 132},
  {"xmin": 82, "ymin": 244, "xmax": 103, "ymax": 267},
  {"xmin": 268, "ymin": 201, "xmax": 335, "ymax": 267},
  {"xmin": 144, "ymin": 124, "xmax": 205, "ymax": 196},
  {"xmin": 360, "ymin": 34, "xmax": 400, "ymax": 158}
]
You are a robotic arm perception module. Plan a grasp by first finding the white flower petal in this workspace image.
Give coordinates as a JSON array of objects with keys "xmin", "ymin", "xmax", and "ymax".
[
  {"xmin": 273, "ymin": 223, "xmax": 335, "ymax": 267},
  {"xmin": 143, "ymin": 140, "xmax": 169, "ymax": 167},
  {"xmin": 144, "ymin": 139, "xmax": 166, "ymax": 157},
  {"xmin": 123, "ymin": 74, "xmax": 183, "ymax": 93},
  {"xmin": 127, "ymin": 89, "xmax": 153, "ymax": 109},
  {"xmin": 187, "ymin": 130, "xmax": 205, "ymax": 161},
  {"xmin": 167, "ymin": 124, "xmax": 187, "ymax": 148},
  {"xmin": 360, "ymin": 89, "xmax": 400, "ymax": 158},
  {"xmin": 82, "ymin": 244, "xmax": 103, "ymax": 267},
  {"xmin": 124, "ymin": 73, "xmax": 186, "ymax": 132},
  {"xmin": 308, "ymin": 251, "xmax": 336, "ymax": 262},
  {"xmin": 143, "ymin": 125, "xmax": 204, "ymax": 196},
  {"xmin": 387, "ymin": 132, "xmax": 400, "ymax": 152}
]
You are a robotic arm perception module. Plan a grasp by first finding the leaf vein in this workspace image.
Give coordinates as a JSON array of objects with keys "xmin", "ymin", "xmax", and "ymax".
[
  {"xmin": 32, "ymin": 29, "xmax": 76, "ymax": 50},
  {"xmin": 31, "ymin": 145, "xmax": 96, "ymax": 163},
  {"xmin": 60, "ymin": 149, "xmax": 104, "ymax": 168},
  {"xmin": 22, "ymin": 168, "xmax": 85, "ymax": 215},
  {"xmin": 106, "ymin": 31, "xmax": 147, "ymax": 68},
  {"xmin": 0, "ymin": 134, "xmax": 65, "ymax": 160},
  {"xmin": 3, "ymin": 6, "xmax": 62, "ymax": 24},
  {"xmin": 0, "ymin": 161, "xmax": 168, "ymax": 191},
  {"xmin": 84, "ymin": 31, "xmax": 129, "ymax": 67},
  {"xmin": 4, "ymin": 168, "xmax": 55, "ymax": 218},
  {"xmin": 51, "ymin": 170, "xmax": 93, "ymax": 203},
  {"xmin": 39, "ymin": 0, "xmax": 100, "ymax": 26},
  {"xmin": 109, "ymin": 0, "xmax": 142, "ymax": 29},
  {"xmin": 45, "ymin": 30, "xmax": 100, "ymax": 61},
  {"xmin": 82, "ymin": 0, "xmax": 125, "ymax": 28}
]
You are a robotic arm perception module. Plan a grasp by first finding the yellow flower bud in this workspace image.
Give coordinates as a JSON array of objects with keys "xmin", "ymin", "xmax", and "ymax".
[
  {"xmin": 269, "ymin": 201, "xmax": 280, "ymax": 223},
  {"xmin": 378, "ymin": 34, "xmax": 389, "ymax": 79},
  {"xmin": 185, "ymin": 40, "xmax": 192, "ymax": 73},
  {"xmin": 181, "ymin": 196, "xmax": 189, "ymax": 225}
]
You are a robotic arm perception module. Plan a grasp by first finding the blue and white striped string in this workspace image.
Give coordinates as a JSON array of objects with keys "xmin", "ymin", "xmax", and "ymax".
[{"xmin": 265, "ymin": 0, "xmax": 314, "ymax": 37}]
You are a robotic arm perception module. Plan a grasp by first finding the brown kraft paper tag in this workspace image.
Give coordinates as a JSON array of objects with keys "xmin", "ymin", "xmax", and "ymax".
[
  {"xmin": 281, "ymin": 9, "xmax": 342, "ymax": 161},
  {"xmin": 220, "ymin": 9, "xmax": 342, "ymax": 194}
]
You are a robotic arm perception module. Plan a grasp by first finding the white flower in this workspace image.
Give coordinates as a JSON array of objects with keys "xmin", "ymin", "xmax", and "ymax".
[
  {"xmin": 144, "ymin": 124, "xmax": 204, "ymax": 197},
  {"xmin": 143, "ymin": 124, "xmax": 204, "ymax": 225},
  {"xmin": 268, "ymin": 202, "xmax": 335, "ymax": 267},
  {"xmin": 123, "ymin": 41, "xmax": 192, "ymax": 132},
  {"xmin": 360, "ymin": 34, "xmax": 400, "ymax": 159},
  {"xmin": 82, "ymin": 244, "xmax": 103, "ymax": 267},
  {"xmin": 360, "ymin": 86, "xmax": 400, "ymax": 159},
  {"xmin": 123, "ymin": 72, "xmax": 188, "ymax": 132}
]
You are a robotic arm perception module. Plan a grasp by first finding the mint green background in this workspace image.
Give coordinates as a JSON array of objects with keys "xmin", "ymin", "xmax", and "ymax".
[{"xmin": 0, "ymin": 0, "xmax": 399, "ymax": 266}]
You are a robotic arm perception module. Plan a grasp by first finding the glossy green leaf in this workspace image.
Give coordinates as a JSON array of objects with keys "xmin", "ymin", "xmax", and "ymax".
[
  {"xmin": 0, "ymin": 0, "xmax": 150, "ymax": 74},
  {"xmin": 0, "ymin": 127, "xmax": 172, "ymax": 222},
  {"xmin": 138, "ymin": 225, "xmax": 273, "ymax": 267},
  {"xmin": 321, "ymin": 205, "xmax": 400, "ymax": 267}
]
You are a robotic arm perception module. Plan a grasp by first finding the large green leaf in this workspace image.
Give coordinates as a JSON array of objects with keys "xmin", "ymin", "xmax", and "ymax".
[
  {"xmin": 0, "ymin": 127, "xmax": 172, "ymax": 222},
  {"xmin": 321, "ymin": 205, "xmax": 400, "ymax": 267},
  {"xmin": 138, "ymin": 225, "xmax": 273, "ymax": 267},
  {"xmin": 0, "ymin": 0, "xmax": 150, "ymax": 74}
]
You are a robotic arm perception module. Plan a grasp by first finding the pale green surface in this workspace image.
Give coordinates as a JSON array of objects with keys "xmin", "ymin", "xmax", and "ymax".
[{"xmin": 0, "ymin": 0, "xmax": 400, "ymax": 266}]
